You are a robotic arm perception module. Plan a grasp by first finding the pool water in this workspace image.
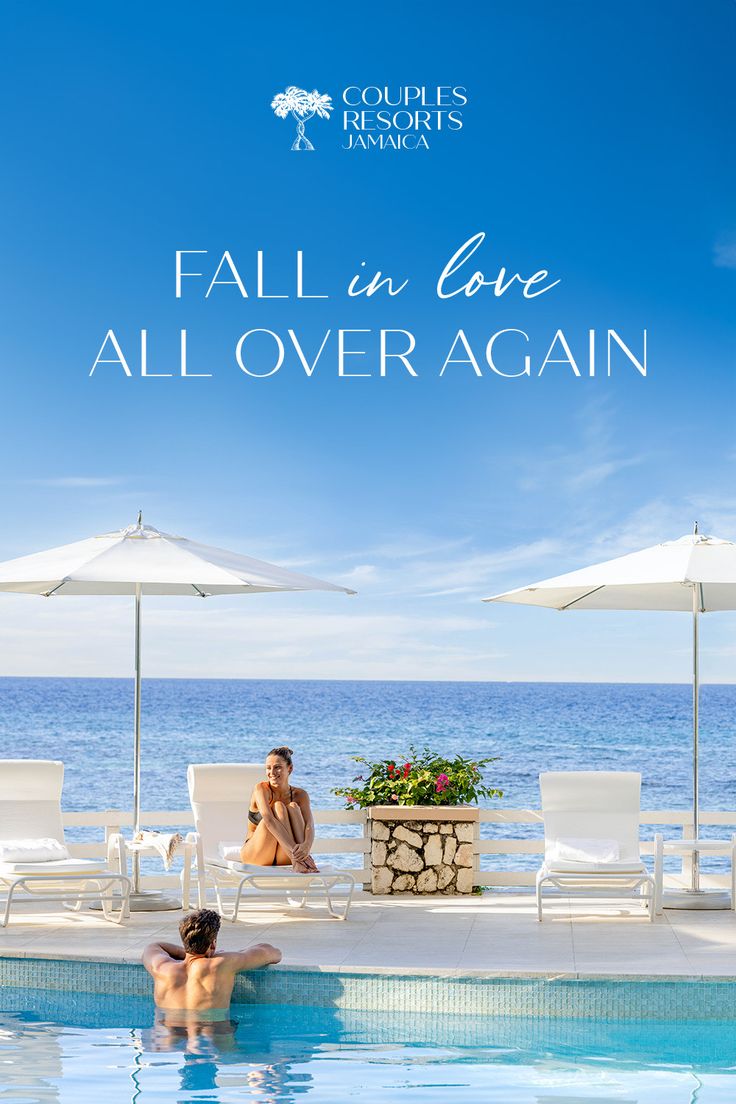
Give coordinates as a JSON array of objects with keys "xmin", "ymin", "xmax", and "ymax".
[{"xmin": 1, "ymin": 990, "xmax": 735, "ymax": 1103}]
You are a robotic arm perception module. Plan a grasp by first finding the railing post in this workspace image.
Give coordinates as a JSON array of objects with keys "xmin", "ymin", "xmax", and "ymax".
[
  {"xmin": 361, "ymin": 811, "xmax": 371, "ymax": 889},
  {"xmin": 473, "ymin": 817, "xmax": 481, "ymax": 887},
  {"xmin": 682, "ymin": 818, "xmax": 695, "ymax": 885}
]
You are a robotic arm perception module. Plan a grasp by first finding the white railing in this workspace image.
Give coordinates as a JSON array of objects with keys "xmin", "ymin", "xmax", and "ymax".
[
  {"xmin": 476, "ymin": 809, "xmax": 736, "ymax": 888},
  {"xmin": 63, "ymin": 807, "xmax": 369, "ymax": 891},
  {"xmin": 62, "ymin": 807, "xmax": 736, "ymax": 891}
]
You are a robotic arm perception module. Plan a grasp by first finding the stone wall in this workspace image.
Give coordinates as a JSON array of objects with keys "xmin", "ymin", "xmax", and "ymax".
[{"xmin": 368, "ymin": 807, "xmax": 478, "ymax": 895}]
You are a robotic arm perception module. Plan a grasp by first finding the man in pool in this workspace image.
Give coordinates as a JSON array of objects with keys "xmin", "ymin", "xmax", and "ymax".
[{"xmin": 143, "ymin": 908, "xmax": 281, "ymax": 1015}]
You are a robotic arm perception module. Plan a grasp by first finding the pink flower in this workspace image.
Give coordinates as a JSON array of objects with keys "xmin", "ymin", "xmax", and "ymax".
[
  {"xmin": 346, "ymin": 796, "xmax": 357, "ymax": 804},
  {"xmin": 435, "ymin": 772, "xmax": 450, "ymax": 793},
  {"xmin": 391, "ymin": 793, "xmax": 399, "ymax": 801}
]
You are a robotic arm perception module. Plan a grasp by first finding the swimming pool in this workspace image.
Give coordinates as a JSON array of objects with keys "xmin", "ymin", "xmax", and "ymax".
[{"xmin": 2, "ymin": 987, "xmax": 735, "ymax": 1103}]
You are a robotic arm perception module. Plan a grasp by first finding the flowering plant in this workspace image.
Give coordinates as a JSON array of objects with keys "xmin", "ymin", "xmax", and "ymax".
[{"xmin": 333, "ymin": 745, "xmax": 502, "ymax": 809}]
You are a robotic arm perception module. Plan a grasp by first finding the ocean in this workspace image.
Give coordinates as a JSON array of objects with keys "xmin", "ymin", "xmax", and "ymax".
[{"xmin": 2, "ymin": 678, "xmax": 735, "ymax": 871}]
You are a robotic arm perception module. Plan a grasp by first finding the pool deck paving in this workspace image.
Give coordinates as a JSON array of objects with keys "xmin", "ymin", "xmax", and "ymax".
[{"xmin": 2, "ymin": 890, "xmax": 736, "ymax": 979}]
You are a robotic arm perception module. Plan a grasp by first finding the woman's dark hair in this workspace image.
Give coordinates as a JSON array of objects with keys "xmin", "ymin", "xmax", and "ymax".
[
  {"xmin": 268, "ymin": 745, "xmax": 294, "ymax": 767},
  {"xmin": 179, "ymin": 908, "xmax": 221, "ymax": 954}
]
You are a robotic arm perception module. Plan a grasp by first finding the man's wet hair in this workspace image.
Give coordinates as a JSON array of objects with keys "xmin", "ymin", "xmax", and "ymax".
[{"xmin": 179, "ymin": 909, "xmax": 221, "ymax": 955}]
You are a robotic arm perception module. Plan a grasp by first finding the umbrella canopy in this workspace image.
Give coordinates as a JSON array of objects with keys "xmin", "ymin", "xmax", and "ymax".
[
  {"xmin": 0, "ymin": 520, "xmax": 357, "ymax": 597},
  {"xmin": 0, "ymin": 516, "xmax": 355, "ymax": 905},
  {"xmin": 484, "ymin": 532, "xmax": 736, "ymax": 612},
  {"xmin": 484, "ymin": 529, "xmax": 736, "ymax": 904}
]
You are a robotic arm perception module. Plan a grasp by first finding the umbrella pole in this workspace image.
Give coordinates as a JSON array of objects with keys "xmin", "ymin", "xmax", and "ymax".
[
  {"xmin": 662, "ymin": 582, "xmax": 729, "ymax": 909},
  {"xmin": 133, "ymin": 583, "xmax": 142, "ymax": 894},
  {"xmin": 126, "ymin": 583, "xmax": 180, "ymax": 911},
  {"xmin": 692, "ymin": 585, "xmax": 700, "ymax": 892}
]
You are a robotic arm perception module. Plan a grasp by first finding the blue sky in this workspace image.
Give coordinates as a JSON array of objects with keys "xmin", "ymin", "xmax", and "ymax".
[{"xmin": 0, "ymin": 2, "xmax": 734, "ymax": 680}]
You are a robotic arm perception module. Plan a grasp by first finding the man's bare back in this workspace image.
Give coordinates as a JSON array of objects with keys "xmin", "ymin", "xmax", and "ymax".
[{"xmin": 143, "ymin": 909, "xmax": 281, "ymax": 1012}]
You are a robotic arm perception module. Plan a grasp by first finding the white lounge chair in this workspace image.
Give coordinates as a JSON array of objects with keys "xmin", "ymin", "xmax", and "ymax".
[
  {"xmin": 536, "ymin": 771, "xmax": 655, "ymax": 922},
  {"xmin": 184, "ymin": 763, "xmax": 356, "ymax": 921},
  {"xmin": 0, "ymin": 760, "xmax": 131, "ymax": 926}
]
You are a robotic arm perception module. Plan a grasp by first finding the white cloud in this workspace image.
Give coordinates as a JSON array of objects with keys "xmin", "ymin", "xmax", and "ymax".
[
  {"xmin": 361, "ymin": 536, "xmax": 472, "ymax": 561},
  {"xmin": 567, "ymin": 458, "xmax": 643, "ymax": 492},
  {"xmin": 517, "ymin": 396, "xmax": 645, "ymax": 498},
  {"xmin": 713, "ymin": 235, "xmax": 736, "ymax": 269},
  {"xmin": 338, "ymin": 564, "xmax": 378, "ymax": 583},
  {"xmin": 0, "ymin": 597, "xmax": 503, "ymax": 680},
  {"xmin": 25, "ymin": 477, "xmax": 126, "ymax": 488}
]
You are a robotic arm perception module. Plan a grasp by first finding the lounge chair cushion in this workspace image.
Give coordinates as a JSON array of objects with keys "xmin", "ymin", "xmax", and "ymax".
[
  {"xmin": 543, "ymin": 857, "xmax": 646, "ymax": 874},
  {"xmin": 548, "ymin": 837, "xmax": 620, "ymax": 864},
  {"xmin": 206, "ymin": 856, "xmax": 347, "ymax": 886},
  {"xmin": 0, "ymin": 857, "xmax": 108, "ymax": 876},
  {"xmin": 0, "ymin": 838, "xmax": 70, "ymax": 863},
  {"xmin": 210, "ymin": 856, "xmax": 338, "ymax": 875}
]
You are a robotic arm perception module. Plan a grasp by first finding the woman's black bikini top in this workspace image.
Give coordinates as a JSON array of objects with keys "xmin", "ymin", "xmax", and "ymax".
[{"xmin": 248, "ymin": 784, "xmax": 294, "ymax": 827}]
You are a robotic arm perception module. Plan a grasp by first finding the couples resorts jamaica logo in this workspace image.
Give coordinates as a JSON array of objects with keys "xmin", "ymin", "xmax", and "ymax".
[
  {"xmin": 271, "ymin": 86, "xmax": 333, "ymax": 150},
  {"xmin": 271, "ymin": 84, "xmax": 467, "ymax": 150}
]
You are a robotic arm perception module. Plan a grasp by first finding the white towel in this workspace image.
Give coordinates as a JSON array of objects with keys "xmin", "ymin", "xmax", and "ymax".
[
  {"xmin": 549, "ymin": 837, "xmax": 620, "ymax": 864},
  {"xmin": 133, "ymin": 831, "xmax": 183, "ymax": 869},
  {"xmin": 0, "ymin": 838, "xmax": 70, "ymax": 862},
  {"xmin": 218, "ymin": 842, "xmax": 243, "ymax": 862}
]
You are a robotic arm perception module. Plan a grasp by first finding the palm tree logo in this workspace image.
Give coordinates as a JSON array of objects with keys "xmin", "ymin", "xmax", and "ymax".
[{"xmin": 271, "ymin": 86, "xmax": 333, "ymax": 151}]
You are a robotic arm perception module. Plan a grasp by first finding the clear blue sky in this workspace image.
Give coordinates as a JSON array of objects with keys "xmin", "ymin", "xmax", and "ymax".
[{"xmin": 0, "ymin": 2, "xmax": 734, "ymax": 680}]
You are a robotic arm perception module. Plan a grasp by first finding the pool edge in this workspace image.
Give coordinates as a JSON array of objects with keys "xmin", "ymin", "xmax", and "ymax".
[{"xmin": 1, "ymin": 948, "xmax": 735, "ymax": 984}]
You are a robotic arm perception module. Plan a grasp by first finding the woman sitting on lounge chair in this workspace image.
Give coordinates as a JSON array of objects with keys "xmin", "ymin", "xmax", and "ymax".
[{"xmin": 240, "ymin": 747, "xmax": 319, "ymax": 874}]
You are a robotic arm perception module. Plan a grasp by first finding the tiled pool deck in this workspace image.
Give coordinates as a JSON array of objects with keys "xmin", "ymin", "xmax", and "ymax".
[{"xmin": 2, "ymin": 889, "xmax": 736, "ymax": 980}]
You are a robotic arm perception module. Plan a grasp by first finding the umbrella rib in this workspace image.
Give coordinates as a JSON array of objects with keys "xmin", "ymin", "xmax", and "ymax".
[
  {"xmin": 559, "ymin": 585, "xmax": 606, "ymax": 610},
  {"xmin": 43, "ymin": 580, "xmax": 68, "ymax": 598}
]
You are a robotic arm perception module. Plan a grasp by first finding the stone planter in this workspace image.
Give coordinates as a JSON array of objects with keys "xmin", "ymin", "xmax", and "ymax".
[{"xmin": 368, "ymin": 805, "xmax": 479, "ymax": 895}]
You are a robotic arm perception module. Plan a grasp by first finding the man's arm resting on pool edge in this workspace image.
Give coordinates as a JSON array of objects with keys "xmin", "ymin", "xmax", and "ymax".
[
  {"xmin": 218, "ymin": 942, "xmax": 282, "ymax": 973},
  {"xmin": 142, "ymin": 941, "xmax": 186, "ymax": 971}
]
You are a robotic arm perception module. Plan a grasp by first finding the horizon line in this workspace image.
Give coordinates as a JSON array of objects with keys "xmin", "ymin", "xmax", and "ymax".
[{"xmin": 0, "ymin": 675, "xmax": 733, "ymax": 687}]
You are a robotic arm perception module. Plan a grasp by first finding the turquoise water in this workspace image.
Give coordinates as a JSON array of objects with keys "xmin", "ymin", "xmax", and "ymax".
[
  {"xmin": 1, "ymin": 990, "xmax": 735, "ymax": 1103},
  {"xmin": 1, "ymin": 677, "xmax": 735, "ymax": 873}
]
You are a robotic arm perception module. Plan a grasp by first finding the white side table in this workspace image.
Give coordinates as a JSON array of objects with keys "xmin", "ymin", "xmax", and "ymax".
[
  {"xmin": 107, "ymin": 834, "xmax": 182, "ymax": 912},
  {"xmin": 654, "ymin": 835, "xmax": 736, "ymax": 912}
]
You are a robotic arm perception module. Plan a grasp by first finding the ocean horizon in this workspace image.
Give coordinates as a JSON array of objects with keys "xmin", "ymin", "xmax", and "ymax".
[{"xmin": 1, "ymin": 676, "xmax": 731, "ymax": 684}]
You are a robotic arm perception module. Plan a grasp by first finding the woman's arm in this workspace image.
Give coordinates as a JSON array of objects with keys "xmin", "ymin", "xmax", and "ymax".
[{"xmin": 296, "ymin": 789, "xmax": 315, "ymax": 850}]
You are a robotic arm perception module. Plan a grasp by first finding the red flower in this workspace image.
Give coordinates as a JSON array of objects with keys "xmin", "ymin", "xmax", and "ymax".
[
  {"xmin": 403, "ymin": 762, "xmax": 411, "ymax": 779},
  {"xmin": 387, "ymin": 762, "xmax": 397, "ymax": 778}
]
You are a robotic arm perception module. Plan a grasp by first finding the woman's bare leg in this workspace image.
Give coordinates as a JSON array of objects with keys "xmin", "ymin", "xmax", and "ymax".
[
  {"xmin": 240, "ymin": 801, "xmax": 313, "ymax": 870},
  {"xmin": 240, "ymin": 818, "xmax": 278, "ymax": 865},
  {"xmin": 286, "ymin": 801, "xmax": 306, "ymax": 843},
  {"xmin": 287, "ymin": 802, "xmax": 319, "ymax": 872},
  {"xmin": 272, "ymin": 800, "xmax": 298, "ymax": 866}
]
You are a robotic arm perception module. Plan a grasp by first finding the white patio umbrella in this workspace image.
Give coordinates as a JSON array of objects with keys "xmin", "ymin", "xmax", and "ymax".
[
  {"xmin": 484, "ymin": 526, "xmax": 736, "ymax": 908},
  {"xmin": 0, "ymin": 513, "xmax": 356, "ymax": 909}
]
